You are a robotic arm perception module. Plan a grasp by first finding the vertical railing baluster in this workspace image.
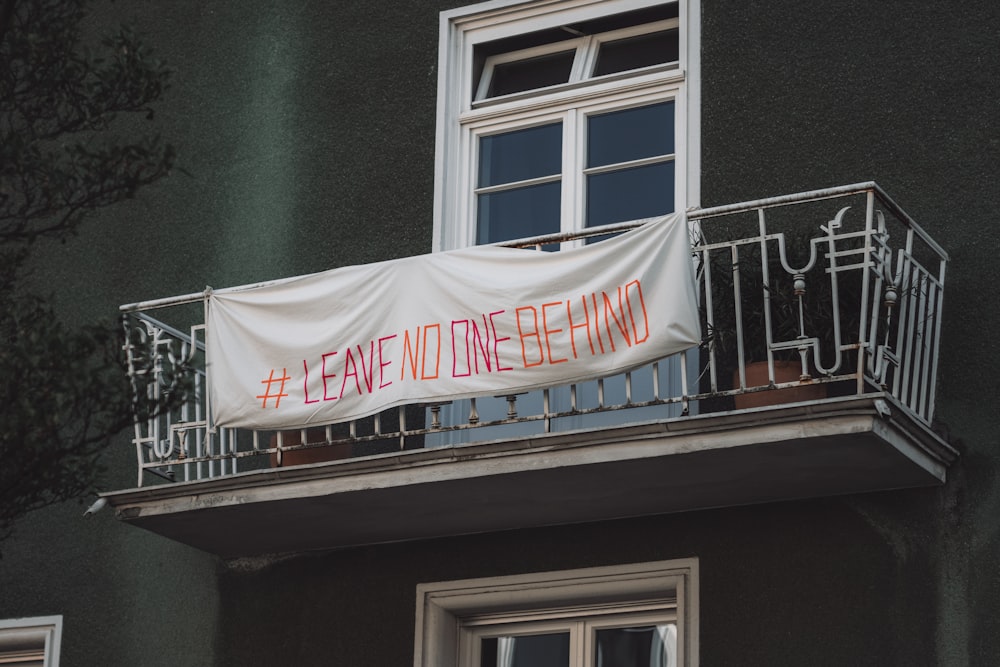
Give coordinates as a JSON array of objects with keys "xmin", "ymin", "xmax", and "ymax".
[
  {"xmin": 732, "ymin": 243, "xmax": 746, "ymax": 391},
  {"xmin": 703, "ymin": 246, "xmax": 719, "ymax": 393},
  {"xmin": 398, "ymin": 406, "xmax": 406, "ymax": 450},
  {"xmin": 506, "ymin": 395, "xmax": 518, "ymax": 419},
  {"xmin": 911, "ymin": 271, "xmax": 930, "ymax": 416},
  {"xmin": 679, "ymin": 352, "xmax": 690, "ymax": 415},
  {"xmin": 924, "ymin": 256, "xmax": 947, "ymax": 422},
  {"xmin": 543, "ymin": 389, "xmax": 551, "ymax": 433}
]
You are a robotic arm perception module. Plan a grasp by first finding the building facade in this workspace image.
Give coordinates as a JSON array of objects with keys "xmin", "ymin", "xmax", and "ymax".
[{"xmin": 1, "ymin": 0, "xmax": 998, "ymax": 665}]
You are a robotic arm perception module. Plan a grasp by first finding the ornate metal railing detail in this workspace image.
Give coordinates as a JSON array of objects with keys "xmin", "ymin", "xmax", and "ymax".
[{"xmin": 121, "ymin": 183, "xmax": 947, "ymax": 486}]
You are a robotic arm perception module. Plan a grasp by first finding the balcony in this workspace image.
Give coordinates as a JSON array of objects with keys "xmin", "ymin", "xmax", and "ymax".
[{"xmin": 106, "ymin": 183, "xmax": 957, "ymax": 558}]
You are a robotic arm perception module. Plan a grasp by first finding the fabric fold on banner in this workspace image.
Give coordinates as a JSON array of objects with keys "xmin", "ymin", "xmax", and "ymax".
[{"xmin": 207, "ymin": 213, "xmax": 700, "ymax": 429}]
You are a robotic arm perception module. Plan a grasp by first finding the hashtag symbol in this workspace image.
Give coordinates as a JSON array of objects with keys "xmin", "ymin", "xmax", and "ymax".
[{"xmin": 257, "ymin": 368, "xmax": 291, "ymax": 408}]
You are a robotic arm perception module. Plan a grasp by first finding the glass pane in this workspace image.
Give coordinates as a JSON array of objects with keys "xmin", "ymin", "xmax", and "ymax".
[
  {"xmin": 481, "ymin": 632, "xmax": 571, "ymax": 667},
  {"xmin": 593, "ymin": 30, "xmax": 679, "ymax": 77},
  {"xmin": 480, "ymin": 124, "xmax": 562, "ymax": 187},
  {"xmin": 587, "ymin": 102, "xmax": 674, "ymax": 169},
  {"xmin": 478, "ymin": 181, "xmax": 561, "ymax": 245},
  {"xmin": 595, "ymin": 624, "xmax": 676, "ymax": 667},
  {"xmin": 586, "ymin": 161, "xmax": 674, "ymax": 228},
  {"xmin": 488, "ymin": 50, "xmax": 576, "ymax": 98}
]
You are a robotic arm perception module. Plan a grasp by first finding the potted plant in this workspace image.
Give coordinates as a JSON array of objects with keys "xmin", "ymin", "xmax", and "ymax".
[{"xmin": 700, "ymin": 219, "xmax": 869, "ymax": 409}]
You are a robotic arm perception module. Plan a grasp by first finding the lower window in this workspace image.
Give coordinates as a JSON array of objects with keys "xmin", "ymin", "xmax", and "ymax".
[
  {"xmin": 0, "ymin": 616, "xmax": 62, "ymax": 667},
  {"xmin": 415, "ymin": 560, "xmax": 697, "ymax": 667},
  {"xmin": 466, "ymin": 606, "xmax": 677, "ymax": 667}
]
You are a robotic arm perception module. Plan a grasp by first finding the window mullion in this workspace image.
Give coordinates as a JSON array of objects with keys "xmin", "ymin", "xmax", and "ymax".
[
  {"xmin": 459, "ymin": 125, "xmax": 477, "ymax": 249},
  {"xmin": 570, "ymin": 35, "xmax": 596, "ymax": 81},
  {"xmin": 578, "ymin": 619, "xmax": 592, "ymax": 667},
  {"xmin": 560, "ymin": 110, "xmax": 579, "ymax": 244},
  {"xmin": 569, "ymin": 621, "xmax": 593, "ymax": 667}
]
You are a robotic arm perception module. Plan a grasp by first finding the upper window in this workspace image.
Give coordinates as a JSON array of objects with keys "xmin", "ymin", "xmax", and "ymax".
[{"xmin": 433, "ymin": 0, "xmax": 700, "ymax": 251}]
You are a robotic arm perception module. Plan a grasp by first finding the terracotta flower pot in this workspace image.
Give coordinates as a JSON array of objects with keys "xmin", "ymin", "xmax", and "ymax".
[
  {"xmin": 733, "ymin": 360, "xmax": 827, "ymax": 409},
  {"xmin": 269, "ymin": 428, "xmax": 352, "ymax": 467}
]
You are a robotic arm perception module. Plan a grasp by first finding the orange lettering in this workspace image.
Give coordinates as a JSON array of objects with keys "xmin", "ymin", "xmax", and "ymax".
[
  {"xmin": 602, "ymin": 288, "xmax": 632, "ymax": 352},
  {"xmin": 625, "ymin": 279, "xmax": 650, "ymax": 344},
  {"xmin": 400, "ymin": 328, "xmax": 420, "ymax": 381},
  {"xmin": 542, "ymin": 301, "xmax": 567, "ymax": 364},
  {"xmin": 566, "ymin": 296, "xmax": 595, "ymax": 359},
  {"xmin": 516, "ymin": 306, "xmax": 544, "ymax": 368},
  {"xmin": 421, "ymin": 323, "xmax": 441, "ymax": 380}
]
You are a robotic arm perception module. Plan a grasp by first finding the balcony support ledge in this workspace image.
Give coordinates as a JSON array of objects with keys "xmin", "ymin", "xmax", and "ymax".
[{"xmin": 102, "ymin": 393, "xmax": 956, "ymax": 559}]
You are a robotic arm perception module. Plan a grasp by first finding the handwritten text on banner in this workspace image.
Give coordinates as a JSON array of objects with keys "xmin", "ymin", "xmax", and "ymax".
[{"xmin": 207, "ymin": 214, "xmax": 700, "ymax": 429}]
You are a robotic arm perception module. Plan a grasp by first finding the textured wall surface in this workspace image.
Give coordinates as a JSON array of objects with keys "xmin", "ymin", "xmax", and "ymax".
[{"xmin": 1, "ymin": 0, "xmax": 997, "ymax": 665}]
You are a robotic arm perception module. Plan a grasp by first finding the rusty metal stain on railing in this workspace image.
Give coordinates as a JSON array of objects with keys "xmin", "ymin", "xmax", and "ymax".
[{"xmin": 121, "ymin": 183, "xmax": 947, "ymax": 486}]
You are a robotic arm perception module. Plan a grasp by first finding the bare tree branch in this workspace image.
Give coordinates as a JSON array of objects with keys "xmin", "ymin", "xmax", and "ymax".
[{"xmin": 0, "ymin": 0, "xmax": 175, "ymax": 551}]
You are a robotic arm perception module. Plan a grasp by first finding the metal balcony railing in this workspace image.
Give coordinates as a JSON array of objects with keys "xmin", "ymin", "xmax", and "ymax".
[{"xmin": 120, "ymin": 183, "xmax": 947, "ymax": 487}]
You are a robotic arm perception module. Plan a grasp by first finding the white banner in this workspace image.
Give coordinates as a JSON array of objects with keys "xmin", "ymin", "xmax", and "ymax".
[{"xmin": 207, "ymin": 214, "xmax": 700, "ymax": 429}]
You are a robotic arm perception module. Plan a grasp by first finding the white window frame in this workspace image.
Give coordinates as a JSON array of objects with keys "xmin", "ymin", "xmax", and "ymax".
[
  {"xmin": 433, "ymin": 0, "xmax": 701, "ymax": 252},
  {"xmin": 0, "ymin": 617, "xmax": 62, "ymax": 667},
  {"xmin": 462, "ymin": 605, "xmax": 678, "ymax": 665},
  {"xmin": 473, "ymin": 19, "xmax": 679, "ymax": 103},
  {"xmin": 414, "ymin": 559, "xmax": 698, "ymax": 667}
]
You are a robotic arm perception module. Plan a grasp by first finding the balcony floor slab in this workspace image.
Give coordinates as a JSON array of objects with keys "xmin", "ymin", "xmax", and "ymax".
[{"xmin": 103, "ymin": 394, "xmax": 957, "ymax": 559}]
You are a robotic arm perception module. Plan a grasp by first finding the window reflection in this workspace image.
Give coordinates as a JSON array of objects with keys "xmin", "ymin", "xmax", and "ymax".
[
  {"xmin": 481, "ymin": 633, "xmax": 571, "ymax": 667},
  {"xmin": 593, "ymin": 30, "xmax": 679, "ymax": 77},
  {"xmin": 586, "ymin": 102, "xmax": 675, "ymax": 229},
  {"xmin": 587, "ymin": 162, "xmax": 674, "ymax": 228},
  {"xmin": 479, "ymin": 124, "xmax": 562, "ymax": 187},
  {"xmin": 587, "ymin": 102, "xmax": 674, "ymax": 168},
  {"xmin": 478, "ymin": 182, "xmax": 561, "ymax": 244},
  {"xmin": 489, "ymin": 51, "xmax": 576, "ymax": 98},
  {"xmin": 477, "ymin": 123, "xmax": 562, "ymax": 246},
  {"xmin": 595, "ymin": 624, "xmax": 677, "ymax": 667}
]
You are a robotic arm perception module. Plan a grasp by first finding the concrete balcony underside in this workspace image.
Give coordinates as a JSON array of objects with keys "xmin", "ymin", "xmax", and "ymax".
[{"xmin": 104, "ymin": 393, "xmax": 957, "ymax": 559}]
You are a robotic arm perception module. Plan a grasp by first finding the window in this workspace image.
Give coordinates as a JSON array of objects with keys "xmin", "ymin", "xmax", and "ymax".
[
  {"xmin": 464, "ymin": 605, "xmax": 677, "ymax": 666},
  {"xmin": 0, "ymin": 617, "xmax": 62, "ymax": 667},
  {"xmin": 415, "ymin": 560, "xmax": 698, "ymax": 667},
  {"xmin": 430, "ymin": 0, "xmax": 701, "ymax": 441},
  {"xmin": 433, "ymin": 0, "xmax": 700, "ymax": 251}
]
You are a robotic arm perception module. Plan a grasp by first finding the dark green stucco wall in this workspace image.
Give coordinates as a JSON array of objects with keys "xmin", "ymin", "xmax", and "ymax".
[
  {"xmin": 0, "ymin": 1, "xmax": 997, "ymax": 665},
  {"xmin": 700, "ymin": 2, "xmax": 1000, "ymax": 663}
]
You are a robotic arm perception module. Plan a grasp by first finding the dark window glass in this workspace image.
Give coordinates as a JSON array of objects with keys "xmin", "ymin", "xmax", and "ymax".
[
  {"xmin": 594, "ymin": 624, "xmax": 674, "ymax": 667},
  {"xmin": 488, "ymin": 50, "xmax": 576, "ymax": 98},
  {"xmin": 587, "ymin": 161, "xmax": 674, "ymax": 228},
  {"xmin": 478, "ymin": 182, "xmax": 561, "ymax": 246},
  {"xmin": 479, "ymin": 124, "xmax": 562, "ymax": 187},
  {"xmin": 481, "ymin": 633, "xmax": 571, "ymax": 667},
  {"xmin": 588, "ymin": 102, "xmax": 674, "ymax": 168},
  {"xmin": 593, "ymin": 29, "xmax": 679, "ymax": 77}
]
